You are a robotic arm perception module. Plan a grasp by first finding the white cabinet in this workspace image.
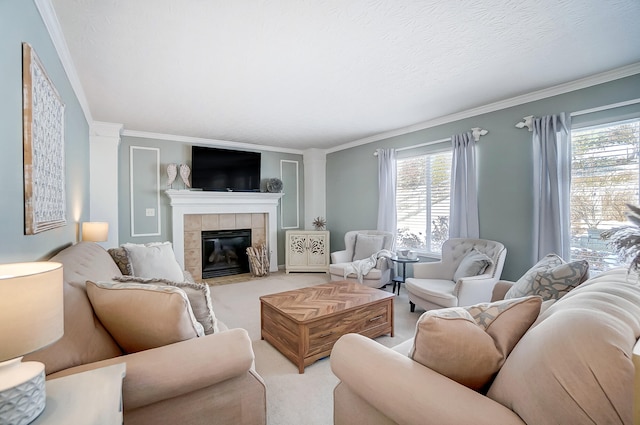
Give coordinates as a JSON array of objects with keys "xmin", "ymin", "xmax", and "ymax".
[{"xmin": 285, "ymin": 230, "xmax": 330, "ymax": 273}]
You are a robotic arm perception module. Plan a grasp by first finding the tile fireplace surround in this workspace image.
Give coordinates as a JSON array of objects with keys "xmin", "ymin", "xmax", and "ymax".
[{"xmin": 165, "ymin": 190, "xmax": 284, "ymax": 280}]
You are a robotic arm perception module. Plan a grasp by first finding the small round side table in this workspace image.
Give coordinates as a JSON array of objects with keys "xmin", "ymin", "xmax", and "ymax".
[{"xmin": 390, "ymin": 256, "xmax": 419, "ymax": 295}]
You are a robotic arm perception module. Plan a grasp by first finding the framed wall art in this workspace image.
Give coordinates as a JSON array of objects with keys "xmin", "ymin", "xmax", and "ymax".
[
  {"xmin": 22, "ymin": 42, "xmax": 66, "ymax": 234},
  {"xmin": 280, "ymin": 160, "xmax": 299, "ymax": 229}
]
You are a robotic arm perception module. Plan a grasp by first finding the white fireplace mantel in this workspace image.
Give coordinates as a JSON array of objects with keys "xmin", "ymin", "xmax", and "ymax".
[{"xmin": 165, "ymin": 190, "xmax": 284, "ymax": 272}]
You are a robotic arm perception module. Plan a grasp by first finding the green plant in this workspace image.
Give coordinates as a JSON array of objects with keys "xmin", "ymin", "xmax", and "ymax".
[{"xmin": 601, "ymin": 204, "xmax": 640, "ymax": 272}]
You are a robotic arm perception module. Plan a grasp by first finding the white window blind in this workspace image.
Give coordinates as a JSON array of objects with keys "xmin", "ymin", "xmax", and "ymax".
[
  {"xmin": 570, "ymin": 118, "xmax": 640, "ymax": 273},
  {"xmin": 396, "ymin": 150, "xmax": 452, "ymax": 254}
]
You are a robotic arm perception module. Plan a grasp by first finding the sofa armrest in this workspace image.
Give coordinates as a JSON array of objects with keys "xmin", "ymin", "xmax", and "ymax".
[
  {"xmin": 331, "ymin": 334, "xmax": 524, "ymax": 425},
  {"xmin": 331, "ymin": 250, "xmax": 351, "ymax": 263},
  {"xmin": 491, "ymin": 280, "xmax": 515, "ymax": 301},
  {"xmin": 454, "ymin": 274, "xmax": 500, "ymax": 306},
  {"xmin": 47, "ymin": 328, "xmax": 256, "ymax": 411},
  {"xmin": 412, "ymin": 261, "xmax": 450, "ymax": 279}
]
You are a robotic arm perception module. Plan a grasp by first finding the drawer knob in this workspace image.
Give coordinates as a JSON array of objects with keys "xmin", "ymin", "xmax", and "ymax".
[
  {"xmin": 369, "ymin": 315, "xmax": 383, "ymax": 322},
  {"xmin": 319, "ymin": 331, "xmax": 334, "ymax": 338}
]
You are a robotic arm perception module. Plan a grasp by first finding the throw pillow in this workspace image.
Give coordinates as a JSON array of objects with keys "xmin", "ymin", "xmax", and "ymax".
[
  {"xmin": 86, "ymin": 280, "xmax": 204, "ymax": 354},
  {"xmin": 353, "ymin": 234, "xmax": 385, "ymax": 261},
  {"xmin": 453, "ymin": 249, "xmax": 493, "ymax": 282},
  {"xmin": 107, "ymin": 247, "xmax": 132, "ymax": 275},
  {"xmin": 409, "ymin": 296, "xmax": 542, "ymax": 391},
  {"xmin": 504, "ymin": 253, "xmax": 589, "ymax": 300},
  {"xmin": 113, "ymin": 275, "xmax": 219, "ymax": 335},
  {"xmin": 122, "ymin": 241, "xmax": 184, "ymax": 282}
]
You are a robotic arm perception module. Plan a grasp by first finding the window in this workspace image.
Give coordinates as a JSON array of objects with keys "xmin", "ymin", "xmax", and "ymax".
[
  {"xmin": 396, "ymin": 150, "xmax": 452, "ymax": 254},
  {"xmin": 570, "ymin": 118, "xmax": 640, "ymax": 273}
]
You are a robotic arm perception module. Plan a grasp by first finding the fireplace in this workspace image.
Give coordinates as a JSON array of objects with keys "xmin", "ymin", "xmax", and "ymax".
[
  {"xmin": 201, "ymin": 229, "xmax": 251, "ymax": 278},
  {"xmin": 165, "ymin": 190, "xmax": 284, "ymax": 278}
]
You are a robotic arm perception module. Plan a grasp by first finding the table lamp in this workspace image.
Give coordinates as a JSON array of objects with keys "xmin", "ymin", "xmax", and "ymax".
[
  {"xmin": 0, "ymin": 262, "xmax": 64, "ymax": 425},
  {"xmin": 81, "ymin": 222, "xmax": 109, "ymax": 242}
]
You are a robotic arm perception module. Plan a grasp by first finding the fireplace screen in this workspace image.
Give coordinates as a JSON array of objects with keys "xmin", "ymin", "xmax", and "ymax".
[{"xmin": 201, "ymin": 229, "xmax": 251, "ymax": 278}]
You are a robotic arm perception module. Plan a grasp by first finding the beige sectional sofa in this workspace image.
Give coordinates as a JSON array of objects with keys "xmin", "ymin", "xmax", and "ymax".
[
  {"xmin": 331, "ymin": 267, "xmax": 640, "ymax": 425},
  {"xmin": 24, "ymin": 242, "xmax": 266, "ymax": 425}
]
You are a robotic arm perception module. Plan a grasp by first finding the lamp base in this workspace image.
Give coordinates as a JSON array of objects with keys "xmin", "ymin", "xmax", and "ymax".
[{"xmin": 0, "ymin": 357, "xmax": 46, "ymax": 425}]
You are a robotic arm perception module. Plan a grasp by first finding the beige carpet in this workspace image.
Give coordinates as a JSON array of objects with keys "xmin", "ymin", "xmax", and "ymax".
[{"xmin": 208, "ymin": 271, "xmax": 421, "ymax": 425}]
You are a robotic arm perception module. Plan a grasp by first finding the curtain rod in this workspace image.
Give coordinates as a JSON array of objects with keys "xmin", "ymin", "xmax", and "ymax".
[
  {"xmin": 374, "ymin": 137, "xmax": 449, "ymax": 156},
  {"xmin": 570, "ymin": 98, "xmax": 640, "ymax": 117},
  {"xmin": 516, "ymin": 98, "xmax": 640, "ymax": 130},
  {"xmin": 373, "ymin": 127, "xmax": 488, "ymax": 156}
]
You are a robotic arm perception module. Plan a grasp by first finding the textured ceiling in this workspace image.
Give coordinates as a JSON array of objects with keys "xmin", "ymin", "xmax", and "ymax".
[{"xmin": 50, "ymin": 0, "xmax": 640, "ymax": 151}]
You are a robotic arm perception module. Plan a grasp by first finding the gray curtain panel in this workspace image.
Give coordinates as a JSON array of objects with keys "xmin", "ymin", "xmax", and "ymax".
[
  {"xmin": 376, "ymin": 148, "xmax": 397, "ymax": 234},
  {"xmin": 532, "ymin": 112, "xmax": 571, "ymax": 262},
  {"xmin": 449, "ymin": 131, "xmax": 479, "ymax": 239}
]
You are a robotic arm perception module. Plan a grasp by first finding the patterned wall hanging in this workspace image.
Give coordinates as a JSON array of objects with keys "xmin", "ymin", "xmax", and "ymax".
[{"xmin": 22, "ymin": 42, "xmax": 66, "ymax": 234}]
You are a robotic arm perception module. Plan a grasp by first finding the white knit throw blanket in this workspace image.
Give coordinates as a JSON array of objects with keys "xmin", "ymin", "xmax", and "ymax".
[{"xmin": 343, "ymin": 249, "xmax": 395, "ymax": 283}]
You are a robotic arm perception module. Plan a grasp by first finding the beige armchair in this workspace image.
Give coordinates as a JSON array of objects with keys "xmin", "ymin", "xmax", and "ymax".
[
  {"xmin": 405, "ymin": 238, "xmax": 506, "ymax": 312},
  {"xmin": 329, "ymin": 230, "xmax": 395, "ymax": 288}
]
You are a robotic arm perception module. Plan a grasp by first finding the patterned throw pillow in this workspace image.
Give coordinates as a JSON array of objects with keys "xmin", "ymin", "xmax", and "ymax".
[
  {"xmin": 505, "ymin": 253, "xmax": 589, "ymax": 300},
  {"xmin": 113, "ymin": 275, "xmax": 219, "ymax": 334},
  {"xmin": 107, "ymin": 247, "xmax": 132, "ymax": 275},
  {"xmin": 409, "ymin": 296, "xmax": 542, "ymax": 391}
]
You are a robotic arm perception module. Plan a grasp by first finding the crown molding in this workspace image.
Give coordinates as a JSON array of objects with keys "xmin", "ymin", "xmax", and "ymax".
[
  {"xmin": 327, "ymin": 62, "xmax": 640, "ymax": 154},
  {"xmin": 34, "ymin": 0, "xmax": 93, "ymax": 125},
  {"xmin": 91, "ymin": 121, "xmax": 124, "ymax": 138},
  {"xmin": 121, "ymin": 129, "xmax": 305, "ymax": 155}
]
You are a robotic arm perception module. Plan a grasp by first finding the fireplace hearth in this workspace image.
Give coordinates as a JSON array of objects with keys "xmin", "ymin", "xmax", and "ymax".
[{"xmin": 201, "ymin": 229, "xmax": 251, "ymax": 278}]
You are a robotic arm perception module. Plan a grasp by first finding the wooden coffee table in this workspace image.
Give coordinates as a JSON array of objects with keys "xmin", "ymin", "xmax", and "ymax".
[{"xmin": 260, "ymin": 280, "xmax": 394, "ymax": 373}]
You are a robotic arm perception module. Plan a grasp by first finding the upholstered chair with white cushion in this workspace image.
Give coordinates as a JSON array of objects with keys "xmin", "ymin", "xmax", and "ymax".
[
  {"xmin": 329, "ymin": 230, "xmax": 395, "ymax": 288},
  {"xmin": 405, "ymin": 238, "xmax": 507, "ymax": 312}
]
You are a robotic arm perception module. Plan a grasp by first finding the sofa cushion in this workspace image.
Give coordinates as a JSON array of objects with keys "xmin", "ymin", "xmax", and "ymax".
[
  {"xmin": 453, "ymin": 248, "xmax": 493, "ymax": 282},
  {"xmin": 329, "ymin": 263, "xmax": 383, "ymax": 280},
  {"xmin": 113, "ymin": 275, "xmax": 219, "ymax": 335},
  {"xmin": 409, "ymin": 296, "xmax": 542, "ymax": 391},
  {"xmin": 404, "ymin": 279, "xmax": 458, "ymax": 308},
  {"xmin": 122, "ymin": 242, "xmax": 184, "ymax": 282},
  {"xmin": 504, "ymin": 253, "xmax": 589, "ymax": 300},
  {"xmin": 86, "ymin": 280, "xmax": 204, "ymax": 354},
  {"xmin": 353, "ymin": 234, "xmax": 385, "ymax": 261},
  {"xmin": 487, "ymin": 267, "xmax": 640, "ymax": 424}
]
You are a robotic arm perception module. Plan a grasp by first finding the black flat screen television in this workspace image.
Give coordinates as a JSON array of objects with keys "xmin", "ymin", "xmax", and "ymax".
[{"xmin": 191, "ymin": 146, "xmax": 261, "ymax": 192}]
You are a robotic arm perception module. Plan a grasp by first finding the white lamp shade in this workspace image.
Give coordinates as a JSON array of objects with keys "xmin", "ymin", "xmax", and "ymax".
[
  {"xmin": 82, "ymin": 222, "xmax": 109, "ymax": 242},
  {"xmin": 0, "ymin": 262, "xmax": 64, "ymax": 362}
]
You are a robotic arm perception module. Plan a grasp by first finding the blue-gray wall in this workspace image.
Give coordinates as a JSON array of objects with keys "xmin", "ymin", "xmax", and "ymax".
[
  {"xmin": 117, "ymin": 136, "xmax": 304, "ymax": 265},
  {"xmin": 327, "ymin": 74, "xmax": 640, "ymax": 281},
  {"xmin": 0, "ymin": 0, "xmax": 90, "ymax": 262}
]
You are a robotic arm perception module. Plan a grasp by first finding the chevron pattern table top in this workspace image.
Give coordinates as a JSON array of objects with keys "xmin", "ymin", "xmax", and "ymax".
[{"xmin": 260, "ymin": 280, "xmax": 394, "ymax": 323}]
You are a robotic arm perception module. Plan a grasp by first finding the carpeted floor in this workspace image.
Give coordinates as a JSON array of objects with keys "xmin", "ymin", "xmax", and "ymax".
[{"xmin": 208, "ymin": 271, "xmax": 422, "ymax": 425}]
